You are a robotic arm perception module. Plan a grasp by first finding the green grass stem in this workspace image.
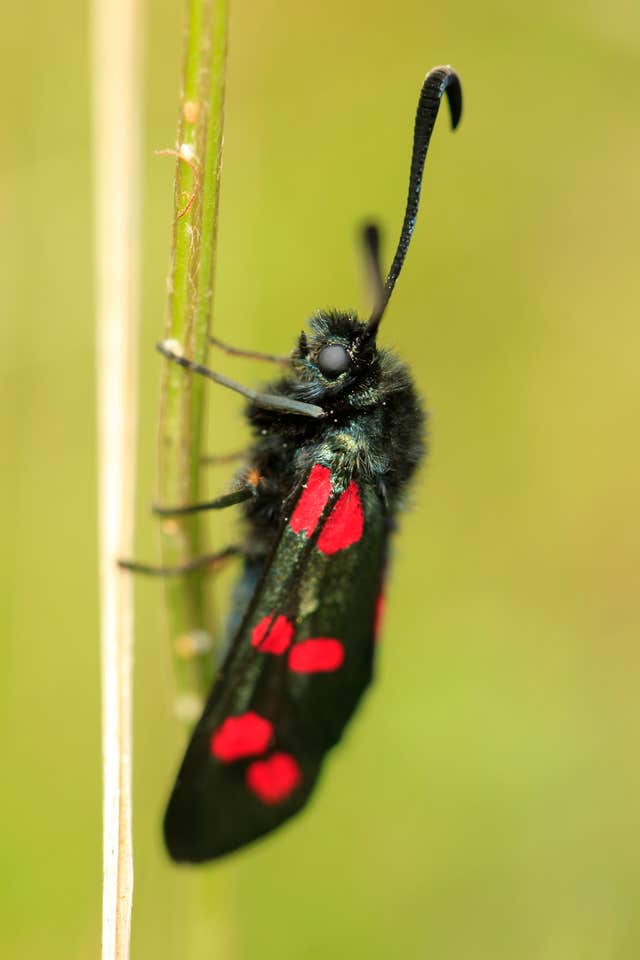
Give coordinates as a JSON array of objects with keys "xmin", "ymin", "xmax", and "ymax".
[{"xmin": 157, "ymin": 0, "xmax": 230, "ymax": 717}]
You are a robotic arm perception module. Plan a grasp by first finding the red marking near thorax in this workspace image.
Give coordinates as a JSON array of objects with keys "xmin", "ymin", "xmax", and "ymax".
[
  {"xmin": 290, "ymin": 464, "xmax": 332, "ymax": 537},
  {"xmin": 210, "ymin": 712, "xmax": 273, "ymax": 762},
  {"xmin": 251, "ymin": 614, "xmax": 294, "ymax": 654},
  {"xmin": 290, "ymin": 464, "xmax": 364, "ymax": 554},
  {"xmin": 288, "ymin": 638, "xmax": 345, "ymax": 673},
  {"xmin": 246, "ymin": 752, "xmax": 302, "ymax": 804},
  {"xmin": 317, "ymin": 481, "xmax": 364, "ymax": 554}
]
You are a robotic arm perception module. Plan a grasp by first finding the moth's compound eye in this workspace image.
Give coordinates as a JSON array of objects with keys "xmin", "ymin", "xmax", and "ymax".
[{"xmin": 317, "ymin": 344, "xmax": 350, "ymax": 379}]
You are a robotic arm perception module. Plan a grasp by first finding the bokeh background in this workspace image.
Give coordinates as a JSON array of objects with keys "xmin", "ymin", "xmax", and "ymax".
[{"xmin": 3, "ymin": 0, "xmax": 640, "ymax": 957}]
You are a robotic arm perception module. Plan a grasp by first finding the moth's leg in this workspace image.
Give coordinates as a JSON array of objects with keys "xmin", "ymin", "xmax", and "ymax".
[
  {"xmin": 210, "ymin": 336, "xmax": 290, "ymax": 366},
  {"xmin": 118, "ymin": 545, "xmax": 241, "ymax": 577},
  {"xmin": 360, "ymin": 222, "xmax": 384, "ymax": 314},
  {"xmin": 157, "ymin": 340, "xmax": 325, "ymax": 419},
  {"xmin": 201, "ymin": 449, "xmax": 248, "ymax": 467},
  {"xmin": 152, "ymin": 485, "xmax": 255, "ymax": 517},
  {"xmin": 121, "ymin": 485, "xmax": 249, "ymax": 571}
]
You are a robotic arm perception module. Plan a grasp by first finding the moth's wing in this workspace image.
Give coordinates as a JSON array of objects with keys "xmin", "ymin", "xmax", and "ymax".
[{"xmin": 164, "ymin": 466, "xmax": 387, "ymax": 862}]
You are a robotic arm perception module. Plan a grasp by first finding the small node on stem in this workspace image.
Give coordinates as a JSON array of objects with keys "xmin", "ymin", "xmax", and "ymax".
[
  {"xmin": 154, "ymin": 146, "xmax": 201, "ymax": 218},
  {"xmin": 174, "ymin": 693, "xmax": 204, "ymax": 724},
  {"xmin": 175, "ymin": 629, "xmax": 214, "ymax": 660},
  {"xmin": 183, "ymin": 100, "xmax": 200, "ymax": 124},
  {"xmin": 161, "ymin": 518, "xmax": 180, "ymax": 536}
]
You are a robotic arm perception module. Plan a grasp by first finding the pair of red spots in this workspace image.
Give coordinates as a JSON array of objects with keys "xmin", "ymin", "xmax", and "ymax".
[
  {"xmin": 251, "ymin": 614, "xmax": 345, "ymax": 673},
  {"xmin": 210, "ymin": 712, "xmax": 301, "ymax": 805},
  {"xmin": 290, "ymin": 464, "xmax": 364, "ymax": 554}
]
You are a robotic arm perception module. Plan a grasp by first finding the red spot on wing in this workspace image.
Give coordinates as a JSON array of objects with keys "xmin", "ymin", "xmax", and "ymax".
[
  {"xmin": 210, "ymin": 712, "xmax": 273, "ymax": 762},
  {"xmin": 288, "ymin": 638, "xmax": 345, "ymax": 673},
  {"xmin": 246, "ymin": 752, "xmax": 302, "ymax": 804},
  {"xmin": 317, "ymin": 481, "xmax": 364, "ymax": 554},
  {"xmin": 251, "ymin": 614, "xmax": 294, "ymax": 654},
  {"xmin": 373, "ymin": 592, "xmax": 385, "ymax": 640},
  {"xmin": 290, "ymin": 463, "xmax": 332, "ymax": 538}
]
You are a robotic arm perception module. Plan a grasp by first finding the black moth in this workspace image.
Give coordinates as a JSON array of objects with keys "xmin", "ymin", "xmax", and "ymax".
[{"xmin": 159, "ymin": 66, "xmax": 462, "ymax": 861}]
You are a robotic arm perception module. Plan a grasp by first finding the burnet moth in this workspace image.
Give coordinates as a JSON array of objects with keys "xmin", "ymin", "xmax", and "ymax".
[{"xmin": 148, "ymin": 66, "xmax": 461, "ymax": 861}]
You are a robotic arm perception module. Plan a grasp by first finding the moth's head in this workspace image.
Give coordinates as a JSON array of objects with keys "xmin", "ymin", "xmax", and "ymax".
[
  {"xmin": 291, "ymin": 311, "xmax": 378, "ymax": 399},
  {"xmin": 289, "ymin": 68, "xmax": 462, "ymax": 409}
]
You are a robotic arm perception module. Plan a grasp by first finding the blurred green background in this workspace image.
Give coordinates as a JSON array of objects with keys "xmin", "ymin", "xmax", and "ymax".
[{"xmin": 3, "ymin": 0, "xmax": 640, "ymax": 957}]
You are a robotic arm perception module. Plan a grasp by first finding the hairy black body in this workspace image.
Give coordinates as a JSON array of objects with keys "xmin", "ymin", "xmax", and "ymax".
[{"xmin": 243, "ymin": 310, "xmax": 425, "ymax": 559}]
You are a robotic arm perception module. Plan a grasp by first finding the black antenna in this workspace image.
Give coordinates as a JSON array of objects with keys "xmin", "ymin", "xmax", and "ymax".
[
  {"xmin": 366, "ymin": 66, "xmax": 462, "ymax": 336},
  {"xmin": 360, "ymin": 222, "xmax": 385, "ymax": 315}
]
